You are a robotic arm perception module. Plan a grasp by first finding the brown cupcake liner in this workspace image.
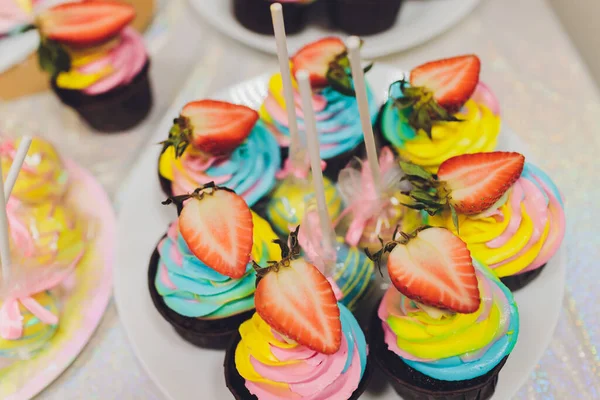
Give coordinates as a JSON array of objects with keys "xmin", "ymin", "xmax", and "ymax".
[
  {"xmin": 369, "ymin": 298, "xmax": 509, "ymax": 400},
  {"xmin": 500, "ymin": 263, "xmax": 547, "ymax": 291},
  {"xmin": 51, "ymin": 61, "xmax": 153, "ymax": 133},
  {"xmin": 232, "ymin": 0, "xmax": 311, "ymax": 35},
  {"xmin": 224, "ymin": 329, "xmax": 373, "ymax": 399},
  {"xmin": 148, "ymin": 236, "xmax": 254, "ymax": 349},
  {"xmin": 327, "ymin": 0, "xmax": 404, "ymax": 36}
]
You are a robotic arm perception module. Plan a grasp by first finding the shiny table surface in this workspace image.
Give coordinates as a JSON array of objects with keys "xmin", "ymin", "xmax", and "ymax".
[{"xmin": 1, "ymin": 0, "xmax": 599, "ymax": 398}]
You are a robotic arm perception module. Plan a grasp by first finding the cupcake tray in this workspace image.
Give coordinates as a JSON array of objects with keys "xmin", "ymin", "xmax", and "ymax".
[
  {"xmin": 187, "ymin": 0, "xmax": 480, "ymax": 58},
  {"xmin": 113, "ymin": 64, "xmax": 566, "ymax": 400}
]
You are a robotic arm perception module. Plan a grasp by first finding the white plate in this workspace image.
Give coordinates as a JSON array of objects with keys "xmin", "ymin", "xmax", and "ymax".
[
  {"xmin": 187, "ymin": 0, "xmax": 480, "ymax": 58},
  {"xmin": 114, "ymin": 64, "xmax": 566, "ymax": 400}
]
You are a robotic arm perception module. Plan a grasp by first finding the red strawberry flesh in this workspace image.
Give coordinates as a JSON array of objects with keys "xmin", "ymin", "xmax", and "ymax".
[
  {"xmin": 387, "ymin": 227, "xmax": 480, "ymax": 314},
  {"xmin": 438, "ymin": 152, "xmax": 525, "ymax": 215},
  {"xmin": 291, "ymin": 37, "xmax": 346, "ymax": 88},
  {"xmin": 38, "ymin": 1, "xmax": 135, "ymax": 46},
  {"xmin": 181, "ymin": 100, "xmax": 258, "ymax": 155},
  {"xmin": 410, "ymin": 55, "xmax": 481, "ymax": 113},
  {"xmin": 179, "ymin": 189, "xmax": 253, "ymax": 279},
  {"xmin": 255, "ymin": 259, "xmax": 342, "ymax": 354}
]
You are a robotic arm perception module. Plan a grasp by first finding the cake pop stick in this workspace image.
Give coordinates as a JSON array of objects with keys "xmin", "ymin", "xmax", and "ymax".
[
  {"xmin": 296, "ymin": 70, "xmax": 334, "ymax": 252},
  {"xmin": 4, "ymin": 136, "xmax": 32, "ymax": 200},
  {"xmin": 346, "ymin": 36, "xmax": 381, "ymax": 194},
  {"xmin": 0, "ymin": 160, "xmax": 11, "ymax": 281},
  {"xmin": 271, "ymin": 3, "xmax": 303, "ymax": 168}
]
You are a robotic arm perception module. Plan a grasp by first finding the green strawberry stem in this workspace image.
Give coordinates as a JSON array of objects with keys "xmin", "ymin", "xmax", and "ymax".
[
  {"xmin": 162, "ymin": 182, "xmax": 235, "ymax": 214},
  {"xmin": 252, "ymin": 226, "xmax": 300, "ymax": 280},
  {"xmin": 326, "ymin": 44, "xmax": 373, "ymax": 97},
  {"xmin": 160, "ymin": 117, "xmax": 193, "ymax": 157},
  {"xmin": 37, "ymin": 38, "xmax": 71, "ymax": 79}
]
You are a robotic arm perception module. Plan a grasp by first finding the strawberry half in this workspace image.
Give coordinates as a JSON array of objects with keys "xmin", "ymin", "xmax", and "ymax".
[
  {"xmin": 253, "ymin": 230, "xmax": 342, "ymax": 354},
  {"xmin": 37, "ymin": 1, "xmax": 135, "ymax": 47},
  {"xmin": 168, "ymin": 184, "xmax": 253, "ymax": 279},
  {"xmin": 162, "ymin": 100, "xmax": 258, "ymax": 157},
  {"xmin": 410, "ymin": 55, "xmax": 481, "ymax": 113},
  {"xmin": 291, "ymin": 37, "xmax": 346, "ymax": 88},
  {"xmin": 386, "ymin": 227, "xmax": 480, "ymax": 314},
  {"xmin": 437, "ymin": 152, "xmax": 525, "ymax": 215}
]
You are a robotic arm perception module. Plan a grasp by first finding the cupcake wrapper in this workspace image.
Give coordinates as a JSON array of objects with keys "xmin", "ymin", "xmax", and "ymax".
[
  {"xmin": 51, "ymin": 61, "xmax": 153, "ymax": 133},
  {"xmin": 224, "ymin": 330, "xmax": 373, "ymax": 400},
  {"xmin": 148, "ymin": 236, "xmax": 254, "ymax": 349},
  {"xmin": 232, "ymin": 0, "xmax": 310, "ymax": 35},
  {"xmin": 500, "ymin": 263, "xmax": 547, "ymax": 291},
  {"xmin": 327, "ymin": 0, "xmax": 404, "ymax": 36},
  {"xmin": 369, "ymin": 298, "xmax": 509, "ymax": 400}
]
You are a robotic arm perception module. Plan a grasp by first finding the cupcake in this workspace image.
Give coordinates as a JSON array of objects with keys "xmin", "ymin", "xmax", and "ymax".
[
  {"xmin": 260, "ymin": 37, "xmax": 379, "ymax": 180},
  {"xmin": 35, "ymin": 0, "xmax": 152, "ymax": 132},
  {"xmin": 378, "ymin": 55, "xmax": 501, "ymax": 172},
  {"xmin": 327, "ymin": 0, "xmax": 403, "ymax": 36},
  {"xmin": 148, "ymin": 184, "xmax": 280, "ymax": 348},
  {"xmin": 225, "ymin": 230, "xmax": 371, "ymax": 399},
  {"xmin": 401, "ymin": 152, "xmax": 565, "ymax": 291},
  {"xmin": 159, "ymin": 100, "xmax": 280, "ymax": 214},
  {"xmin": 232, "ymin": 0, "xmax": 316, "ymax": 35},
  {"xmin": 368, "ymin": 227, "xmax": 519, "ymax": 400}
]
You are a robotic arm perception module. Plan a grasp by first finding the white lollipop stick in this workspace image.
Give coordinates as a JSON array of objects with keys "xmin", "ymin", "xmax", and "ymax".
[
  {"xmin": 296, "ymin": 70, "xmax": 334, "ymax": 252},
  {"xmin": 346, "ymin": 36, "xmax": 382, "ymax": 194},
  {"xmin": 0, "ymin": 160, "xmax": 11, "ymax": 281},
  {"xmin": 4, "ymin": 136, "xmax": 32, "ymax": 200},
  {"xmin": 271, "ymin": 3, "xmax": 303, "ymax": 167}
]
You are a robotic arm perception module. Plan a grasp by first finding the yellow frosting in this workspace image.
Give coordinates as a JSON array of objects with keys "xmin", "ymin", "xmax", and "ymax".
[
  {"xmin": 399, "ymin": 100, "xmax": 500, "ymax": 172},
  {"xmin": 258, "ymin": 72, "xmax": 296, "ymax": 125},
  {"xmin": 251, "ymin": 211, "xmax": 281, "ymax": 263}
]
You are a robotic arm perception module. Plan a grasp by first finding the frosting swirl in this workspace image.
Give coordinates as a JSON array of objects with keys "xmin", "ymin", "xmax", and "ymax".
[
  {"xmin": 380, "ymin": 81, "xmax": 501, "ymax": 172},
  {"xmin": 54, "ymin": 27, "xmax": 147, "ymax": 95},
  {"xmin": 235, "ymin": 304, "xmax": 367, "ymax": 399},
  {"xmin": 378, "ymin": 259, "xmax": 518, "ymax": 381},
  {"xmin": 159, "ymin": 120, "xmax": 280, "ymax": 207},
  {"xmin": 260, "ymin": 73, "xmax": 378, "ymax": 159},
  {"xmin": 425, "ymin": 163, "xmax": 565, "ymax": 277},
  {"xmin": 154, "ymin": 212, "xmax": 280, "ymax": 319}
]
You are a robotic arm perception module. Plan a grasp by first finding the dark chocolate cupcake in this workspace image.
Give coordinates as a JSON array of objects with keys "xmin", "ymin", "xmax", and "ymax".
[
  {"xmin": 158, "ymin": 100, "xmax": 280, "ymax": 212},
  {"xmin": 233, "ymin": 0, "xmax": 314, "ymax": 35},
  {"xmin": 260, "ymin": 37, "xmax": 379, "ymax": 181},
  {"xmin": 367, "ymin": 227, "xmax": 519, "ymax": 400},
  {"xmin": 500, "ymin": 263, "xmax": 547, "ymax": 291},
  {"xmin": 328, "ymin": 0, "xmax": 403, "ymax": 35},
  {"xmin": 36, "ymin": 2, "xmax": 153, "ymax": 133},
  {"xmin": 149, "ymin": 184, "xmax": 280, "ymax": 349},
  {"xmin": 223, "ymin": 230, "xmax": 371, "ymax": 399}
]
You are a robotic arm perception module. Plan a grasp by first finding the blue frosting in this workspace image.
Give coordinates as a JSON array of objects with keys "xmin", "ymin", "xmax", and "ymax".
[
  {"xmin": 204, "ymin": 120, "xmax": 280, "ymax": 207},
  {"xmin": 332, "ymin": 240, "xmax": 375, "ymax": 311},
  {"xmin": 380, "ymin": 81, "xmax": 418, "ymax": 148},
  {"xmin": 271, "ymin": 86, "xmax": 379, "ymax": 159},
  {"xmin": 339, "ymin": 303, "xmax": 368, "ymax": 378},
  {"xmin": 400, "ymin": 260, "xmax": 520, "ymax": 381},
  {"xmin": 522, "ymin": 162, "xmax": 564, "ymax": 207},
  {"xmin": 155, "ymin": 232, "xmax": 262, "ymax": 319}
]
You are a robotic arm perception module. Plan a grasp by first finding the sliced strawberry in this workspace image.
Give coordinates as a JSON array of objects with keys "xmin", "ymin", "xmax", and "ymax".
[
  {"xmin": 438, "ymin": 152, "xmax": 525, "ymax": 215},
  {"xmin": 291, "ymin": 37, "xmax": 346, "ymax": 88},
  {"xmin": 180, "ymin": 100, "xmax": 258, "ymax": 155},
  {"xmin": 410, "ymin": 55, "xmax": 481, "ymax": 113},
  {"xmin": 387, "ymin": 227, "xmax": 480, "ymax": 314},
  {"xmin": 255, "ymin": 258, "xmax": 342, "ymax": 354},
  {"xmin": 178, "ymin": 188, "xmax": 253, "ymax": 279},
  {"xmin": 37, "ymin": 1, "xmax": 135, "ymax": 47}
]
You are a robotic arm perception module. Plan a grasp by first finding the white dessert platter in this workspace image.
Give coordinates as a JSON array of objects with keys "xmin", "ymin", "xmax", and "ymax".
[{"xmin": 114, "ymin": 64, "xmax": 567, "ymax": 400}]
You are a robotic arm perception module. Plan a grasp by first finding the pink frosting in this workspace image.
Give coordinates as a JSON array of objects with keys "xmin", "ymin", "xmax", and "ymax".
[
  {"xmin": 0, "ymin": 0, "xmax": 32, "ymax": 34},
  {"xmin": 471, "ymin": 82, "xmax": 501, "ymax": 116},
  {"xmin": 81, "ymin": 27, "xmax": 147, "ymax": 95}
]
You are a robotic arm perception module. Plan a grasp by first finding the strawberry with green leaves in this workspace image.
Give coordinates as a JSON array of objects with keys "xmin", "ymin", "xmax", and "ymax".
[
  {"xmin": 252, "ymin": 228, "xmax": 342, "ymax": 354},
  {"xmin": 390, "ymin": 55, "xmax": 481, "ymax": 138},
  {"xmin": 400, "ymin": 152, "xmax": 525, "ymax": 229},
  {"xmin": 368, "ymin": 226, "xmax": 481, "ymax": 314},
  {"xmin": 163, "ymin": 183, "xmax": 254, "ymax": 279},
  {"xmin": 161, "ymin": 100, "xmax": 259, "ymax": 157}
]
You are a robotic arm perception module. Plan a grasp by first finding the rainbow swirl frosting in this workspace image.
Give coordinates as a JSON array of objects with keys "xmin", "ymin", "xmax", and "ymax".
[
  {"xmin": 378, "ymin": 258, "xmax": 518, "ymax": 381},
  {"xmin": 0, "ymin": 291, "xmax": 58, "ymax": 362},
  {"xmin": 159, "ymin": 120, "xmax": 280, "ymax": 207},
  {"xmin": 266, "ymin": 176, "xmax": 343, "ymax": 235},
  {"xmin": 425, "ymin": 163, "xmax": 565, "ymax": 277},
  {"xmin": 235, "ymin": 304, "xmax": 367, "ymax": 399},
  {"xmin": 53, "ymin": 27, "xmax": 147, "ymax": 95},
  {"xmin": 0, "ymin": 0, "xmax": 32, "ymax": 35},
  {"xmin": 260, "ymin": 73, "xmax": 378, "ymax": 159},
  {"xmin": 329, "ymin": 239, "xmax": 375, "ymax": 311},
  {"xmin": 1, "ymin": 136, "xmax": 68, "ymax": 205},
  {"xmin": 155, "ymin": 212, "xmax": 280, "ymax": 319},
  {"xmin": 380, "ymin": 82, "xmax": 501, "ymax": 172}
]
